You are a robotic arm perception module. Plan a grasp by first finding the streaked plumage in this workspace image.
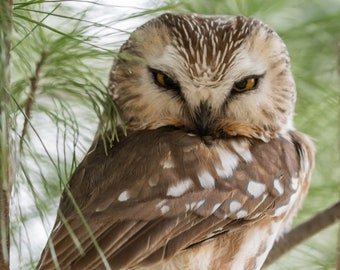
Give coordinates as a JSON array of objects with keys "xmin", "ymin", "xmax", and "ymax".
[{"xmin": 37, "ymin": 13, "xmax": 315, "ymax": 270}]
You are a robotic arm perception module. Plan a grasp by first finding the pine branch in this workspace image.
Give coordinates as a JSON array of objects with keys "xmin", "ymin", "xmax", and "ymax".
[
  {"xmin": 0, "ymin": 0, "xmax": 13, "ymax": 269},
  {"xmin": 264, "ymin": 201, "xmax": 340, "ymax": 267}
]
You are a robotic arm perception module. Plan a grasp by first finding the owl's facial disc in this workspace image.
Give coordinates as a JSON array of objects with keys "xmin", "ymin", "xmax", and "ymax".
[{"xmin": 110, "ymin": 13, "xmax": 296, "ymax": 140}]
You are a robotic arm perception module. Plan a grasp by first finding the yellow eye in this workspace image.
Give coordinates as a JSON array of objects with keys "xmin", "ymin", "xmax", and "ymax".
[
  {"xmin": 156, "ymin": 72, "xmax": 166, "ymax": 87},
  {"xmin": 150, "ymin": 68, "xmax": 181, "ymax": 92},
  {"xmin": 232, "ymin": 76, "xmax": 259, "ymax": 92}
]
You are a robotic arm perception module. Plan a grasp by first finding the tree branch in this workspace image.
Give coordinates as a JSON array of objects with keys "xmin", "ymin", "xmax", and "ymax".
[
  {"xmin": 0, "ymin": 0, "xmax": 12, "ymax": 269},
  {"xmin": 264, "ymin": 201, "xmax": 340, "ymax": 267}
]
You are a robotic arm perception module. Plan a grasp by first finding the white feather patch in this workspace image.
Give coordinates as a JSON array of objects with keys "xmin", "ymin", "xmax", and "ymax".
[
  {"xmin": 160, "ymin": 205, "xmax": 170, "ymax": 215},
  {"xmin": 197, "ymin": 171, "xmax": 215, "ymax": 189},
  {"xmin": 167, "ymin": 178, "xmax": 193, "ymax": 197},
  {"xmin": 236, "ymin": 209, "xmax": 248, "ymax": 219},
  {"xmin": 215, "ymin": 147, "xmax": 239, "ymax": 178},
  {"xmin": 291, "ymin": 177, "xmax": 299, "ymax": 191},
  {"xmin": 229, "ymin": 200, "xmax": 242, "ymax": 213},
  {"xmin": 273, "ymin": 178, "xmax": 284, "ymax": 195},
  {"xmin": 247, "ymin": 180, "xmax": 266, "ymax": 198},
  {"xmin": 117, "ymin": 190, "xmax": 130, "ymax": 202},
  {"xmin": 231, "ymin": 140, "xmax": 252, "ymax": 162}
]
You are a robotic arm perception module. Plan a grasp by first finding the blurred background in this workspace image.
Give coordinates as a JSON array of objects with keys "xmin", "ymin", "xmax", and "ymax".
[{"xmin": 6, "ymin": 0, "xmax": 340, "ymax": 269}]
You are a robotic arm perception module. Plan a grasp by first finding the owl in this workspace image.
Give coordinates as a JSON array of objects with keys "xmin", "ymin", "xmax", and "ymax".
[{"xmin": 37, "ymin": 13, "xmax": 315, "ymax": 270}]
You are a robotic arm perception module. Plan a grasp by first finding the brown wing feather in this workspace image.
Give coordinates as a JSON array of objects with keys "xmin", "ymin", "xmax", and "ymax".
[{"xmin": 37, "ymin": 127, "xmax": 312, "ymax": 269}]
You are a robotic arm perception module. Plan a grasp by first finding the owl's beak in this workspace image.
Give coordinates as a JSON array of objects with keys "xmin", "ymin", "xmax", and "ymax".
[{"xmin": 193, "ymin": 102, "xmax": 211, "ymax": 136}]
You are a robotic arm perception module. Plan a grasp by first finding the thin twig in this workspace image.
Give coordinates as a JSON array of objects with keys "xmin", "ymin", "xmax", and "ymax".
[
  {"xmin": 264, "ymin": 201, "xmax": 340, "ymax": 267},
  {"xmin": 20, "ymin": 51, "xmax": 47, "ymax": 152}
]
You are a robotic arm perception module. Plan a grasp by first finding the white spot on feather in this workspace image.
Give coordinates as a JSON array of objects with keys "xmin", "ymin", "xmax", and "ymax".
[
  {"xmin": 229, "ymin": 200, "xmax": 242, "ymax": 213},
  {"xmin": 273, "ymin": 179, "xmax": 284, "ymax": 195},
  {"xmin": 247, "ymin": 180, "xmax": 266, "ymax": 198},
  {"xmin": 185, "ymin": 199, "xmax": 205, "ymax": 212},
  {"xmin": 118, "ymin": 191, "xmax": 130, "ymax": 202},
  {"xmin": 212, "ymin": 203, "xmax": 222, "ymax": 213},
  {"xmin": 236, "ymin": 209, "xmax": 248, "ymax": 219},
  {"xmin": 156, "ymin": 199, "xmax": 168, "ymax": 209},
  {"xmin": 167, "ymin": 178, "xmax": 193, "ymax": 197},
  {"xmin": 274, "ymin": 185, "xmax": 300, "ymax": 217},
  {"xmin": 196, "ymin": 199, "xmax": 206, "ymax": 209},
  {"xmin": 274, "ymin": 204, "xmax": 289, "ymax": 217},
  {"xmin": 162, "ymin": 160, "xmax": 174, "ymax": 169},
  {"xmin": 198, "ymin": 171, "xmax": 215, "ymax": 189},
  {"xmin": 160, "ymin": 205, "xmax": 170, "ymax": 215},
  {"xmin": 161, "ymin": 151, "xmax": 174, "ymax": 169},
  {"xmin": 231, "ymin": 141, "xmax": 252, "ymax": 162},
  {"xmin": 291, "ymin": 177, "xmax": 299, "ymax": 191},
  {"xmin": 215, "ymin": 147, "xmax": 239, "ymax": 178},
  {"xmin": 252, "ymin": 213, "xmax": 261, "ymax": 219}
]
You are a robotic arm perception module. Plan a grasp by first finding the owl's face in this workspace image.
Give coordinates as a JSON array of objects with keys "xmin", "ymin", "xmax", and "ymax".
[{"xmin": 110, "ymin": 13, "xmax": 296, "ymax": 140}]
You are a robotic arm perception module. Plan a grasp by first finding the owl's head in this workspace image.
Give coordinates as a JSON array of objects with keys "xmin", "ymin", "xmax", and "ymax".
[{"xmin": 109, "ymin": 13, "xmax": 296, "ymax": 141}]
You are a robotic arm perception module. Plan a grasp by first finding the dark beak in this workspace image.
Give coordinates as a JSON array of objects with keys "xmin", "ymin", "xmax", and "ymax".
[{"xmin": 193, "ymin": 102, "xmax": 211, "ymax": 136}]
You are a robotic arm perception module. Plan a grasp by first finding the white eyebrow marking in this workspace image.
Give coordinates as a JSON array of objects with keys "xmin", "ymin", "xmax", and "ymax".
[
  {"xmin": 167, "ymin": 178, "xmax": 193, "ymax": 197},
  {"xmin": 215, "ymin": 147, "xmax": 239, "ymax": 178},
  {"xmin": 197, "ymin": 171, "xmax": 215, "ymax": 189},
  {"xmin": 247, "ymin": 180, "xmax": 266, "ymax": 198},
  {"xmin": 273, "ymin": 179, "xmax": 284, "ymax": 195},
  {"xmin": 118, "ymin": 190, "xmax": 130, "ymax": 202}
]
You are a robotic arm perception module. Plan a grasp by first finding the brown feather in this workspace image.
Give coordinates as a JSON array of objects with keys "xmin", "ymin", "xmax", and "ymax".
[{"xmin": 37, "ymin": 127, "xmax": 314, "ymax": 269}]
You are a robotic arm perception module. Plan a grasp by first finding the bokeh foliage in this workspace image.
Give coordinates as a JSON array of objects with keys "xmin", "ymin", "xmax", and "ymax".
[{"xmin": 9, "ymin": 0, "xmax": 340, "ymax": 269}]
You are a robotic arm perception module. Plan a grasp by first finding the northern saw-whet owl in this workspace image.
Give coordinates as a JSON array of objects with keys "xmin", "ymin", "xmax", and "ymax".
[{"xmin": 37, "ymin": 13, "xmax": 315, "ymax": 270}]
